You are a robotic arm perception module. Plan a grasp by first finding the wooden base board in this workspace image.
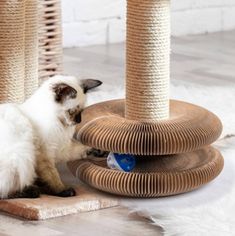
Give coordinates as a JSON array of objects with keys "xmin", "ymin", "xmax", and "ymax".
[
  {"xmin": 0, "ymin": 184, "xmax": 118, "ymax": 220},
  {"xmin": 68, "ymin": 146, "xmax": 224, "ymax": 197}
]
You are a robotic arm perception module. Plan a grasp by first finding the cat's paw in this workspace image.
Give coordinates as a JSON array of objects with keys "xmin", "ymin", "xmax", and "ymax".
[
  {"xmin": 81, "ymin": 150, "xmax": 89, "ymax": 159},
  {"xmin": 26, "ymin": 186, "xmax": 41, "ymax": 198},
  {"xmin": 57, "ymin": 187, "xmax": 76, "ymax": 197},
  {"xmin": 87, "ymin": 148, "xmax": 109, "ymax": 157},
  {"xmin": 14, "ymin": 185, "xmax": 41, "ymax": 199}
]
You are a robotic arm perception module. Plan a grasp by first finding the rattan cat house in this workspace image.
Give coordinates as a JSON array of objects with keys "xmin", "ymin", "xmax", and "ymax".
[{"xmin": 68, "ymin": 0, "xmax": 224, "ymax": 197}]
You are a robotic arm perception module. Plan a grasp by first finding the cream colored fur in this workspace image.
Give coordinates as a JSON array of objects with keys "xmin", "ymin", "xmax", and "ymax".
[{"xmin": 0, "ymin": 75, "xmax": 89, "ymax": 198}]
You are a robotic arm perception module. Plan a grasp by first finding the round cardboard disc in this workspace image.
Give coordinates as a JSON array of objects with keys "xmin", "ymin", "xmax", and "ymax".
[
  {"xmin": 68, "ymin": 146, "xmax": 224, "ymax": 197},
  {"xmin": 74, "ymin": 99, "xmax": 222, "ymax": 155}
]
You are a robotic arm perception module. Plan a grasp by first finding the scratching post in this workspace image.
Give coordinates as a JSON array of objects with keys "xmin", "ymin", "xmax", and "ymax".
[
  {"xmin": 0, "ymin": 0, "xmax": 38, "ymax": 103},
  {"xmin": 0, "ymin": 1, "xmax": 25, "ymax": 103},
  {"xmin": 25, "ymin": 0, "xmax": 39, "ymax": 99},
  {"xmin": 0, "ymin": 0, "xmax": 62, "ymax": 102},
  {"xmin": 126, "ymin": 0, "xmax": 170, "ymax": 121},
  {"xmin": 68, "ymin": 0, "xmax": 224, "ymax": 197}
]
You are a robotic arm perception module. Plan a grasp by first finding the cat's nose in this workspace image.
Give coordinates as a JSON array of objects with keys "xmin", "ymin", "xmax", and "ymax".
[{"xmin": 74, "ymin": 111, "xmax": 82, "ymax": 123}]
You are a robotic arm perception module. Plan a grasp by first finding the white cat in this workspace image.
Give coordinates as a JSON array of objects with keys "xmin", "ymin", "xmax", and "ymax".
[{"xmin": 0, "ymin": 75, "xmax": 102, "ymax": 199}]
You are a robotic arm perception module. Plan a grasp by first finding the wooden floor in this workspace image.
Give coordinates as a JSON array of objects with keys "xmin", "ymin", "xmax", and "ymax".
[{"xmin": 0, "ymin": 30, "xmax": 234, "ymax": 236}]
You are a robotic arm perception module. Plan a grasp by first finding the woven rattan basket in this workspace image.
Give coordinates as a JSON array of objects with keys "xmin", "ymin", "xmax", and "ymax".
[{"xmin": 38, "ymin": 0, "xmax": 63, "ymax": 83}]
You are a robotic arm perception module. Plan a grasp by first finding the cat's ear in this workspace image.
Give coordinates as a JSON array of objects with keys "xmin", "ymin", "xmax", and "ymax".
[
  {"xmin": 52, "ymin": 83, "xmax": 77, "ymax": 103},
  {"xmin": 80, "ymin": 79, "xmax": 102, "ymax": 94}
]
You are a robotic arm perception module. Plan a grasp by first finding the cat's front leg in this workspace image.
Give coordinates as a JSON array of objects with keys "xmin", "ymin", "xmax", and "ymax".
[
  {"xmin": 68, "ymin": 142, "xmax": 108, "ymax": 160},
  {"xmin": 67, "ymin": 141, "xmax": 92, "ymax": 161},
  {"xmin": 36, "ymin": 155, "xmax": 76, "ymax": 197}
]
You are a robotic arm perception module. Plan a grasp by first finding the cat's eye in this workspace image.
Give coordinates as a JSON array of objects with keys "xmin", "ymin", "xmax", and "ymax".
[
  {"xmin": 71, "ymin": 90, "xmax": 77, "ymax": 98},
  {"xmin": 68, "ymin": 109, "xmax": 75, "ymax": 115}
]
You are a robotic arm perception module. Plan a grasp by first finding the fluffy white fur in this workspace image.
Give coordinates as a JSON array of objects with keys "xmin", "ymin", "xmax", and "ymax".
[
  {"xmin": 0, "ymin": 75, "xmax": 88, "ymax": 198},
  {"xmin": 87, "ymin": 81, "xmax": 235, "ymax": 236},
  {"xmin": 21, "ymin": 75, "xmax": 87, "ymax": 163},
  {"xmin": 0, "ymin": 104, "xmax": 36, "ymax": 198}
]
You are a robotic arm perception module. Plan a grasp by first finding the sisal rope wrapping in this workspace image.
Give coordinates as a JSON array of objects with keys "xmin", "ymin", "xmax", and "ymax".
[
  {"xmin": 0, "ymin": 1, "xmax": 25, "ymax": 103},
  {"xmin": 126, "ymin": 0, "xmax": 170, "ymax": 121},
  {"xmin": 25, "ymin": 0, "xmax": 39, "ymax": 99},
  {"xmin": 0, "ymin": 0, "xmax": 39, "ymax": 103}
]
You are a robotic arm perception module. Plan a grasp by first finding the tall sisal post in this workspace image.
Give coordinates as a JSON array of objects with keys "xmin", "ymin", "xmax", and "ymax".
[
  {"xmin": 0, "ymin": 1, "xmax": 25, "ymax": 103},
  {"xmin": 0, "ymin": 0, "xmax": 39, "ymax": 103},
  {"xmin": 25, "ymin": 0, "xmax": 39, "ymax": 99},
  {"xmin": 126, "ymin": 0, "xmax": 170, "ymax": 121},
  {"xmin": 69, "ymin": 0, "xmax": 224, "ymax": 197}
]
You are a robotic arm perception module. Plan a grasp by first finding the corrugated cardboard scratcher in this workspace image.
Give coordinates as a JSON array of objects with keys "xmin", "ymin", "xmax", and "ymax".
[{"xmin": 68, "ymin": 0, "xmax": 224, "ymax": 197}]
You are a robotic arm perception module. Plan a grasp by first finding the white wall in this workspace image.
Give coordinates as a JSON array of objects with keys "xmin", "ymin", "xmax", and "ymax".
[{"xmin": 62, "ymin": 0, "xmax": 235, "ymax": 47}]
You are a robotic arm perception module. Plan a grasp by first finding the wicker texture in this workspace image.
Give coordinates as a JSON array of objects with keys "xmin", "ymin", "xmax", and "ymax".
[
  {"xmin": 38, "ymin": 0, "xmax": 63, "ymax": 82},
  {"xmin": 126, "ymin": 0, "xmax": 170, "ymax": 121},
  {"xmin": 68, "ymin": 146, "xmax": 224, "ymax": 197}
]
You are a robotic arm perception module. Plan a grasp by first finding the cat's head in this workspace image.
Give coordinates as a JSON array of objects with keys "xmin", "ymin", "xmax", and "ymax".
[{"xmin": 50, "ymin": 75, "xmax": 102, "ymax": 126}]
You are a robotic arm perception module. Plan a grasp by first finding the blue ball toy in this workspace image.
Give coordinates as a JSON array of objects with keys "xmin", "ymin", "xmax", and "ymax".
[{"xmin": 107, "ymin": 152, "xmax": 136, "ymax": 172}]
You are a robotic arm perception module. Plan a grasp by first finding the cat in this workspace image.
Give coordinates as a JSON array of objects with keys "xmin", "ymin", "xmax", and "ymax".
[{"xmin": 0, "ymin": 75, "xmax": 102, "ymax": 199}]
